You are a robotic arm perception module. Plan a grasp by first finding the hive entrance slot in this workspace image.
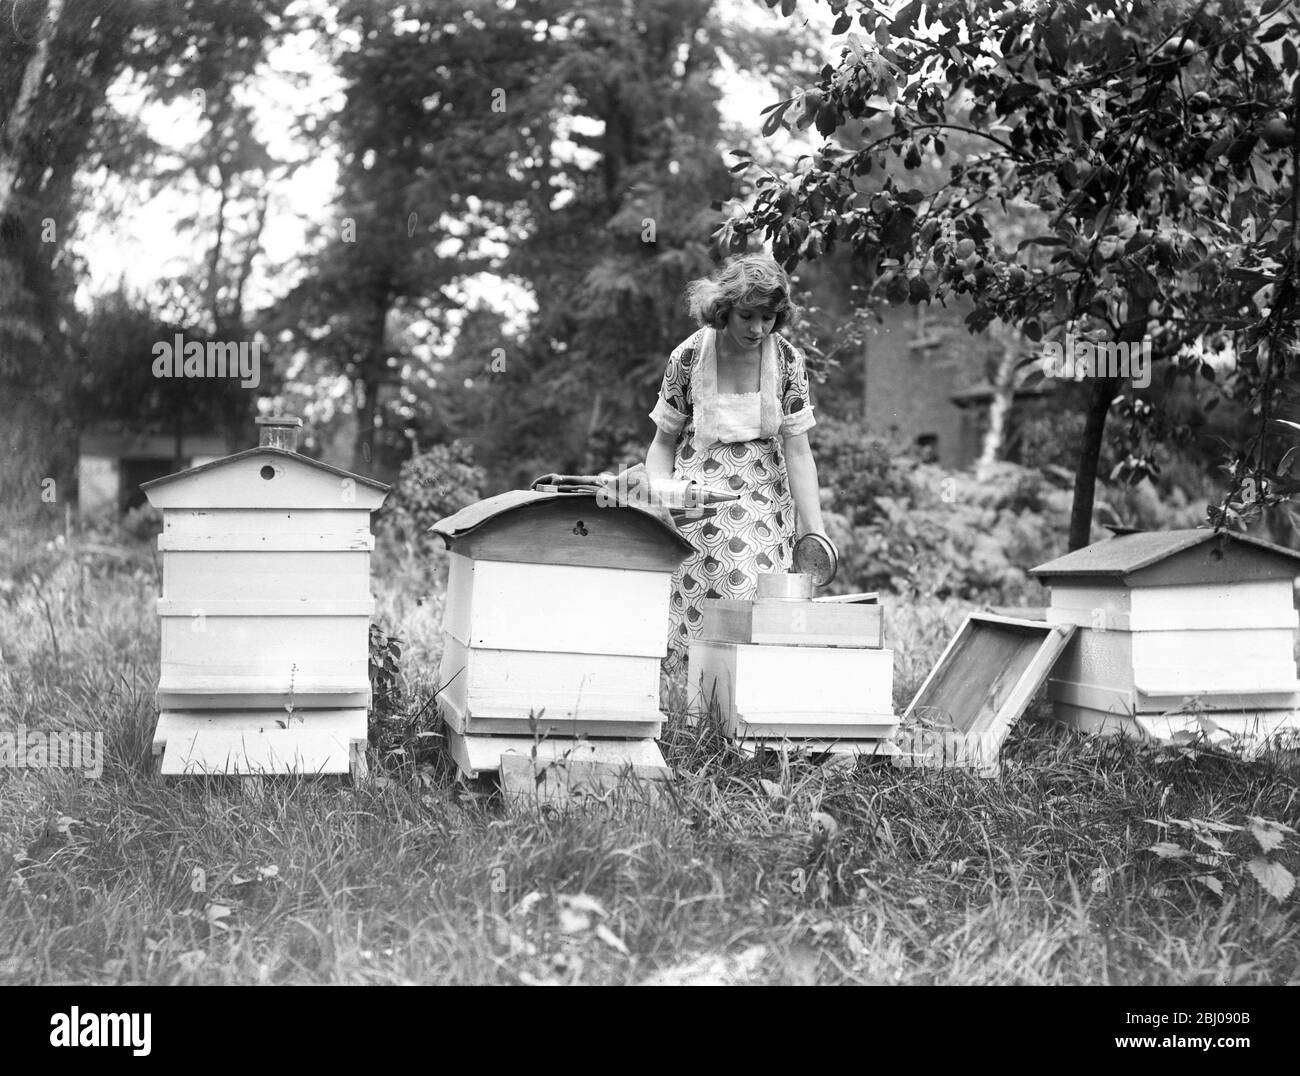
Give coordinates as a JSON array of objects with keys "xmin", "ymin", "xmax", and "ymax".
[{"xmin": 260, "ymin": 465, "xmax": 275, "ymax": 480}]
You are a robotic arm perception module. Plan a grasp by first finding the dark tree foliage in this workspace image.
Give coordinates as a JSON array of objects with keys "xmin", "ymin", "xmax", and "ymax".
[{"xmin": 730, "ymin": 0, "xmax": 1300, "ymax": 548}]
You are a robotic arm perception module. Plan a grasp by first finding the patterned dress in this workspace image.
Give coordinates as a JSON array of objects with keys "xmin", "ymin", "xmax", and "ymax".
[{"xmin": 650, "ymin": 327, "xmax": 817, "ymax": 668}]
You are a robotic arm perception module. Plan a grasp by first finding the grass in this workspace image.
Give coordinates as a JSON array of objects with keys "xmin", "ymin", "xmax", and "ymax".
[{"xmin": 1, "ymin": 522, "xmax": 1299, "ymax": 985}]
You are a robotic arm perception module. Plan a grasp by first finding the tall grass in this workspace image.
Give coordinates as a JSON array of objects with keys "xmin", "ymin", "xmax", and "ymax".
[{"xmin": 1, "ymin": 522, "xmax": 1298, "ymax": 984}]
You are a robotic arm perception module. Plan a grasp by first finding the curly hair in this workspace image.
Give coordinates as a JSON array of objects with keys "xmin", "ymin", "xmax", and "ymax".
[{"xmin": 685, "ymin": 253, "xmax": 801, "ymax": 333}]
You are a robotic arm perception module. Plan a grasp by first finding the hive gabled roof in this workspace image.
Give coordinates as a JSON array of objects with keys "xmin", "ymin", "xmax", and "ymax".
[
  {"xmin": 140, "ymin": 446, "xmax": 389, "ymax": 493},
  {"xmin": 1031, "ymin": 528, "xmax": 1300, "ymax": 585},
  {"xmin": 141, "ymin": 447, "xmax": 389, "ymax": 511},
  {"xmin": 432, "ymin": 489, "xmax": 694, "ymax": 571}
]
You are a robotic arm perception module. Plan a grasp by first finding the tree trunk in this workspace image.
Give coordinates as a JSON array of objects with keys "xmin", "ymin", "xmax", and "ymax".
[
  {"xmin": 977, "ymin": 327, "xmax": 1019, "ymax": 480},
  {"xmin": 1068, "ymin": 376, "xmax": 1120, "ymax": 550},
  {"xmin": 206, "ymin": 166, "xmax": 230, "ymax": 332},
  {"xmin": 0, "ymin": 0, "xmax": 64, "ymax": 219},
  {"xmin": 353, "ymin": 299, "xmax": 389, "ymax": 472}
]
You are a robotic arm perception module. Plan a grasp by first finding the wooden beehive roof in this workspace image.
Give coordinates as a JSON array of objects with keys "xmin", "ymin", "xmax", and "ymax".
[
  {"xmin": 141, "ymin": 447, "xmax": 389, "ymax": 510},
  {"xmin": 1031, "ymin": 528, "xmax": 1300, "ymax": 587},
  {"xmin": 432, "ymin": 489, "xmax": 694, "ymax": 571}
]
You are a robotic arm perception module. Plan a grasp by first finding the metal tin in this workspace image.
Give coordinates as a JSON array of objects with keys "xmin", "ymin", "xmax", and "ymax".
[
  {"xmin": 756, "ymin": 571, "xmax": 816, "ymax": 601},
  {"xmin": 793, "ymin": 533, "xmax": 838, "ymax": 587}
]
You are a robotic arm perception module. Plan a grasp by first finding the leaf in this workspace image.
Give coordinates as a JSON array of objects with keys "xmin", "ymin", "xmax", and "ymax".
[
  {"xmin": 758, "ymin": 778, "xmax": 786, "ymax": 801},
  {"xmin": 594, "ymin": 923, "xmax": 630, "ymax": 955},
  {"xmin": 1247, "ymin": 816, "xmax": 1294, "ymax": 853},
  {"xmin": 760, "ymin": 99, "xmax": 794, "ymax": 138},
  {"xmin": 204, "ymin": 902, "xmax": 232, "ymax": 925},
  {"xmin": 1192, "ymin": 874, "xmax": 1225, "ymax": 897},
  {"xmin": 1247, "ymin": 857, "xmax": 1296, "ymax": 902},
  {"xmin": 1147, "ymin": 841, "xmax": 1189, "ymax": 858}
]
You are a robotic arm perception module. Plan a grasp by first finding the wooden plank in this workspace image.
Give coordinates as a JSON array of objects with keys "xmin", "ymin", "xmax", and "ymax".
[
  {"xmin": 735, "ymin": 739, "xmax": 900, "ymax": 757},
  {"xmin": 499, "ymin": 754, "xmax": 671, "ymax": 810},
  {"xmin": 158, "ymin": 533, "xmax": 375, "ymax": 551},
  {"xmin": 1047, "ymin": 677, "xmax": 1135, "ymax": 715},
  {"xmin": 162, "ymin": 508, "xmax": 372, "ymax": 536},
  {"xmin": 153, "ymin": 708, "xmax": 366, "ymax": 752},
  {"xmin": 1051, "ymin": 676, "xmax": 1300, "ymax": 715},
  {"xmin": 1047, "ymin": 625, "xmax": 1135, "ymax": 696},
  {"xmin": 1133, "ymin": 627, "xmax": 1296, "ymax": 672},
  {"xmin": 445, "ymin": 557, "xmax": 671, "ymax": 657},
  {"xmin": 158, "ymin": 686, "xmax": 369, "ymax": 710},
  {"xmin": 1043, "ymin": 584, "xmax": 1133, "ymax": 614},
  {"xmin": 437, "ymin": 636, "xmax": 659, "ymax": 717},
  {"xmin": 700, "ymin": 599, "xmax": 883, "ymax": 647},
  {"xmin": 729, "ymin": 643, "xmax": 894, "ymax": 713},
  {"xmin": 159, "ymin": 729, "xmax": 356, "ymax": 775},
  {"xmin": 446, "ymin": 496, "xmax": 689, "ymax": 573},
  {"xmin": 903, "ymin": 613, "xmax": 1075, "ymax": 772},
  {"xmin": 438, "ymin": 695, "xmax": 661, "ymax": 739},
  {"xmin": 1051, "ymin": 579, "xmax": 1298, "ymax": 631},
  {"xmin": 989, "ymin": 606, "xmax": 1047, "ymax": 621},
  {"xmin": 446, "ymin": 732, "xmax": 668, "ymax": 778},
  {"xmin": 734, "ymin": 719, "xmax": 897, "ymax": 740},
  {"xmin": 160, "ymin": 550, "xmax": 371, "ymax": 602},
  {"xmin": 689, "ymin": 640, "xmax": 896, "ymax": 743},
  {"xmin": 1047, "ymin": 607, "xmax": 1134, "ymax": 632},
  {"xmin": 157, "ymin": 598, "xmax": 374, "ymax": 617},
  {"xmin": 729, "ymin": 708, "xmax": 899, "ymax": 725},
  {"xmin": 1130, "ymin": 542, "xmax": 1300, "ymax": 587},
  {"xmin": 1134, "ymin": 671, "xmax": 1300, "ymax": 696}
]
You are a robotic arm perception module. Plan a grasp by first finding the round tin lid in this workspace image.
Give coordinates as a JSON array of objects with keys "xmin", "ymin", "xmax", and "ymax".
[{"xmin": 793, "ymin": 533, "xmax": 838, "ymax": 587}]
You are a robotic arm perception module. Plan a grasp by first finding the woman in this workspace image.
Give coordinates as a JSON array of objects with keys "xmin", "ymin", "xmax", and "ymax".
[{"xmin": 646, "ymin": 253, "xmax": 827, "ymax": 670}]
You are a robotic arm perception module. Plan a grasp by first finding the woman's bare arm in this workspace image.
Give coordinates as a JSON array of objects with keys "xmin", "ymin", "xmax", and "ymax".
[
  {"xmin": 646, "ymin": 428, "xmax": 677, "ymax": 480},
  {"xmin": 783, "ymin": 432, "xmax": 825, "ymax": 536}
]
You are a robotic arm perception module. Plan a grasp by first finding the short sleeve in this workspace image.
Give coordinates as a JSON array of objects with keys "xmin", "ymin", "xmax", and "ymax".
[
  {"xmin": 779, "ymin": 340, "xmax": 816, "ymax": 437},
  {"xmin": 650, "ymin": 337, "xmax": 695, "ymax": 436}
]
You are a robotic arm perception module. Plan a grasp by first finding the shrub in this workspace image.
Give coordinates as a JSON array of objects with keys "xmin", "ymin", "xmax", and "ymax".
[
  {"xmin": 814, "ymin": 420, "xmax": 1070, "ymax": 604},
  {"xmin": 376, "ymin": 440, "xmax": 486, "ymax": 564}
]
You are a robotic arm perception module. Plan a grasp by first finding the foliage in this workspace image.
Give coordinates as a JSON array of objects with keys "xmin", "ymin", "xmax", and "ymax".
[
  {"xmin": 0, "ymin": 0, "xmax": 295, "ymax": 509},
  {"xmin": 732, "ymin": 0, "xmax": 1300, "ymax": 548},
  {"xmin": 1144, "ymin": 813, "xmax": 1298, "ymax": 904},
  {"xmin": 815, "ymin": 418, "xmax": 1069, "ymax": 602},
  {"xmin": 376, "ymin": 440, "xmax": 487, "ymax": 563},
  {"xmin": 810, "ymin": 414, "xmax": 912, "ymax": 526}
]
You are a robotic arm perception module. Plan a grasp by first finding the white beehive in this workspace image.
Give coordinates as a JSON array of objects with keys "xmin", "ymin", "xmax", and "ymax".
[
  {"xmin": 689, "ymin": 596, "xmax": 898, "ymax": 754},
  {"xmin": 1031, "ymin": 529, "xmax": 1300, "ymax": 744},
  {"xmin": 141, "ymin": 416, "xmax": 389, "ymax": 776},
  {"xmin": 430, "ymin": 489, "xmax": 694, "ymax": 776}
]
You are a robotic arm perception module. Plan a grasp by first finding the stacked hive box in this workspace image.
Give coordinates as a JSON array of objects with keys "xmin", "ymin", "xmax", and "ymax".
[
  {"xmin": 1031, "ymin": 529, "xmax": 1300, "ymax": 743},
  {"xmin": 142, "ymin": 417, "xmax": 389, "ymax": 776},
  {"xmin": 430, "ymin": 489, "xmax": 694, "ymax": 776},
  {"xmin": 689, "ymin": 596, "xmax": 897, "ymax": 753}
]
